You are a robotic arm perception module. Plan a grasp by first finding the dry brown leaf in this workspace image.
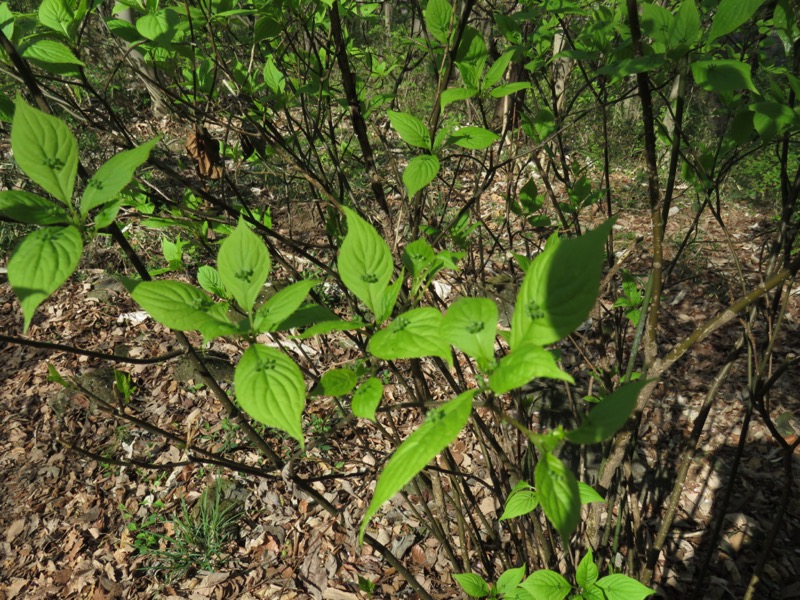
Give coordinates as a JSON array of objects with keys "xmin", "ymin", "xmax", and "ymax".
[{"xmin": 185, "ymin": 127, "xmax": 223, "ymax": 180}]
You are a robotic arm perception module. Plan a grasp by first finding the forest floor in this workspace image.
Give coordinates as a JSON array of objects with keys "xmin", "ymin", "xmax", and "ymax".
[{"xmin": 1, "ymin": 186, "xmax": 799, "ymax": 600}]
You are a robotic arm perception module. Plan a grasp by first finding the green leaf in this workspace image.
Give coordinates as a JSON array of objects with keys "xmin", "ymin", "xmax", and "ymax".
[
  {"xmin": 483, "ymin": 50, "xmax": 515, "ymax": 90},
  {"xmin": 669, "ymin": 0, "xmax": 700, "ymax": 47},
  {"xmin": 641, "ymin": 3, "xmax": 673, "ymax": 51},
  {"xmin": 500, "ymin": 481, "xmax": 539, "ymax": 521},
  {"xmin": 750, "ymin": 101, "xmax": 795, "ymax": 140},
  {"xmin": 217, "ymin": 218, "xmax": 271, "ymax": 314},
  {"xmin": 197, "ymin": 265, "xmax": 229, "ymax": 298},
  {"xmin": 708, "ymin": 0, "xmax": 767, "ymax": 43},
  {"xmin": 424, "ymin": 0, "xmax": 453, "ymax": 45},
  {"xmin": 403, "ymin": 238, "xmax": 435, "ymax": 278},
  {"xmin": 449, "ymin": 126, "xmax": 500, "ymax": 150},
  {"xmin": 93, "ymin": 198, "xmax": 125, "ymax": 229},
  {"xmin": 254, "ymin": 280, "xmax": 319, "ymax": 333},
  {"xmin": 595, "ymin": 574, "xmax": 654, "ymax": 600},
  {"xmin": 81, "ymin": 138, "xmax": 158, "ymax": 218},
  {"xmin": 131, "ymin": 280, "xmax": 236, "ymax": 339},
  {"xmin": 136, "ymin": 8, "xmax": 179, "ymax": 43},
  {"xmin": 691, "ymin": 60, "xmax": 757, "ymax": 94},
  {"xmin": 535, "ymin": 452, "xmax": 580, "ymax": 541},
  {"xmin": 359, "ymin": 389, "xmax": 475, "ymax": 542},
  {"xmin": 496, "ymin": 566, "xmax": 526, "ymax": 595},
  {"xmin": 453, "ymin": 573, "xmax": 490, "ymax": 598},
  {"xmin": 8, "ymin": 225, "xmax": 82, "ymax": 332},
  {"xmin": 442, "ymin": 297, "xmax": 497, "ymax": 362},
  {"xmin": 576, "ymin": 551, "xmax": 599, "ymax": 589},
  {"xmin": 377, "ymin": 275, "xmax": 403, "ymax": 323},
  {"xmin": 566, "ymin": 380, "xmax": 646, "ymax": 444},
  {"xmin": 489, "ymin": 344, "xmax": 574, "ymax": 394},
  {"xmin": 0, "ymin": 191, "xmax": 70, "ymax": 225},
  {"xmin": 403, "ymin": 154, "xmax": 440, "ymax": 197},
  {"xmin": 368, "ymin": 307, "xmax": 451, "ymax": 363},
  {"xmin": 440, "ymin": 87, "xmax": 477, "ymax": 111},
  {"xmin": 338, "ymin": 207, "xmax": 393, "ymax": 317},
  {"xmin": 263, "ymin": 55, "xmax": 286, "ymax": 93},
  {"xmin": 578, "ymin": 481, "xmax": 605, "ymax": 504},
  {"xmin": 489, "ymin": 82, "xmax": 531, "ymax": 98},
  {"xmin": 0, "ymin": 2, "xmax": 14, "ymax": 40},
  {"xmin": 316, "ymin": 368, "xmax": 358, "ymax": 397},
  {"xmin": 297, "ymin": 318, "xmax": 366, "ymax": 339},
  {"xmin": 388, "ymin": 111, "xmax": 430, "ymax": 150},
  {"xmin": 351, "ymin": 377, "xmax": 383, "ymax": 421},
  {"xmin": 11, "ymin": 96, "xmax": 78, "ymax": 204},
  {"xmin": 21, "ymin": 39, "xmax": 84, "ymax": 75},
  {"xmin": 510, "ymin": 220, "xmax": 613, "ymax": 348},
  {"xmin": 39, "ymin": 0, "xmax": 77, "ymax": 39},
  {"xmin": 519, "ymin": 569, "xmax": 571, "ymax": 600},
  {"xmin": 235, "ymin": 344, "xmax": 306, "ymax": 448}
]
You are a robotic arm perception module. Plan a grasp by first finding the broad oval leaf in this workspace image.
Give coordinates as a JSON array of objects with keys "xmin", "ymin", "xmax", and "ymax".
[
  {"xmin": 388, "ymin": 111, "xmax": 430, "ymax": 150},
  {"xmin": 483, "ymin": 50, "xmax": 515, "ymax": 90},
  {"xmin": 338, "ymin": 206, "xmax": 393, "ymax": 317},
  {"xmin": 535, "ymin": 452, "xmax": 580, "ymax": 541},
  {"xmin": 368, "ymin": 307, "xmax": 451, "ymax": 363},
  {"xmin": 578, "ymin": 481, "xmax": 605, "ymax": 504},
  {"xmin": 750, "ymin": 101, "xmax": 795, "ymax": 140},
  {"xmin": 0, "ymin": 190, "xmax": 70, "ymax": 225},
  {"xmin": 449, "ymin": 126, "xmax": 500, "ymax": 150},
  {"xmin": 351, "ymin": 377, "xmax": 383, "ymax": 421},
  {"xmin": 510, "ymin": 219, "xmax": 613, "ymax": 348},
  {"xmin": 708, "ymin": 0, "xmax": 767, "ymax": 43},
  {"xmin": 442, "ymin": 297, "xmax": 497, "ymax": 362},
  {"xmin": 359, "ymin": 389, "xmax": 476, "ymax": 542},
  {"xmin": 489, "ymin": 81, "xmax": 531, "ymax": 98},
  {"xmin": 576, "ymin": 550, "xmax": 599, "ymax": 589},
  {"xmin": 136, "ymin": 9, "xmax": 179, "ymax": 43},
  {"xmin": 453, "ymin": 573, "xmax": 490, "ymax": 598},
  {"xmin": 8, "ymin": 225, "xmax": 82, "ymax": 332},
  {"xmin": 81, "ymin": 138, "xmax": 159, "ymax": 218},
  {"xmin": 197, "ymin": 265, "xmax": 229, "ymax": 298},
  {"xmin": 496, "ymin": 566, "xmax": 527, "ymax": 595},
  {"xmin": 235, "ymin": 344, "xmax": 306, "ymax": 447},
  {"xmin": 566, "ymin": 380, "xmax": 646, "ymax": 445},
  {"xmin": 691, "ymin": 60, "xmax": 757, "ymax": 94},
  {"xmin": 254, "ymin": 279, "xmax": 319, "ymax": 333},
  {"xmin": 402, "ymin": 154, "xmax": 440, "ymax": 197},
  {"xmin": 217, "ymin": 218, "xmax": 271, "ymax": 314},
  {"xmin": 317, "ymin": 368, "xmax": 358, "ymax": 397},
  {"xmin": 11, "ymin": 96, "xmax": 78, "ymax": 204},
  {"xmin": 595, "ymin": 574, "xmax": 654, "ymax": 600},
  {"xmin": 489, "ymin": 344, "xmax": 574, "ymax": 394},
  {"xmin": 423, "ymin": 0, "xmax": 453, "ymax": 45},
  {"xmin": 21, "ymin": 39, "xmax": 84, "ymax": 76},
  {"xmin": 440, "ymin": 87, "xmax": 477, "ymax": 111},
  {"xmin": 520, "ymin": 569, "xmax": 571, "ymax": 600},
  {"xmin": 39, "ymin": 0, "xmax": 76, "ymax": 39},
  {"xmin": 131, "ymin": 280, "xmax": 235, "ymax": 338},
  {"xmin": 500, "ymin": 481, "xmax": 539, "ymax": 521}
]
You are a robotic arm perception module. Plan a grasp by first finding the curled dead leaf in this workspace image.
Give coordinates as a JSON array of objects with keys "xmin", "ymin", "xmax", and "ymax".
[{"xmin": 185, "ymin": 127, "xmax": 222, "ymax": 180}]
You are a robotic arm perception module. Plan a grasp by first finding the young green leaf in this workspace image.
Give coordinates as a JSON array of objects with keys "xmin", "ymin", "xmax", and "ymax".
[
  {"xmin": 253, "ymin": 280, "xmax": 319, "ymax": 333},
  {"xmin": 442, "ymin": 297, "xmax": 497, "ymax": 362},
  {"xmin": 0, "ymin": 191, "xmax": 70, "ymax": 225},
  {"xmin": 338, "ymin": 207, "xmax": 393, "ymax": 318},
  {"xmin": 217, "ymin": 218, "xmax": 271, "ymax": 314},
  {"xmin": 423, "ymin": 0, "xmax": 453, "ymax": 45},
  {"xmin": 440, "ymin": 87, "xmax": 477, "ymax": 111},
  {"xmin": 351, "ymin": 377, "xmax": 383, "ymax": 421},
  {"xmin": 691, "ymin": 60, "xmax": 757, "ymax": 94},
  {"xmin": 669, "ymin": 0, "xmax": 700, "ymax": 48},
  {"xmin": 566, "ymin": 380, "xmax": 646, "ymax": 445},
  {"xmin": 595, "ymin": 574, "xmax": 654, "ymax": 599},
  {"xmin": 11, "ymin": 96, "xmax": 78, "ymax": 205},
  {"xmin": 8, "ymin": 225, "xmax": 82, "ymax": 332},
  {"xmin": 576, "ymin": 550, "xmax": 599, "ymax": 589},
  {"xmin": 483, "ymin": 49, "xmax": 515, "ymax": 90},
  {"xmin": 499, "ymin": 481, "xmax": 539, "ymax": 521},
  {"xmin": 39, "ymin": 0, "xmax": 76, "ymax": 39},
  {"xmin": 377, "ymin": 275, "xmax": 403, "ymax": 323},
  {"xmin": 578, "ymin": 482, "xmax": 605, "ymax": 504},
  {"xmin": 315, "ymin": 368, "xmax": 358, "ymax": 397},
  {"xmin": 453, "ymin": 573, "xmax": 490, "ymax": 598},
  {"xmin": 489, "ymin": 344, "xmax": 573, "ymax": 394},
  {"xmin": 448, "ymin": 126, "xmax": 500, "ymax": 150},
  {"xmin": 511, "ymin": 219, "xmax": 613, "ymax": 349},
  {"xmin": 535, "ymin": 452, "xmax": 580, "ymax": 541},
  {"xmin": 359, "ymin": 389, "xmax": 475, "ymax": 542},
  {"xmin": 496, "ymin": 566, "xmax": 526, "ymax": 595},
  {"xmin": 519, "ymin": 569, "xmax": 571, "ymax": 600},
  {"xmin": 235, "ymin": 344, "xmax": 306, "ymax": 448},
  {"xmin": 402, "ymin": 154, "xmax": 440, "ymax": 197},
  {"xmin": 388, "ymin": 111, "xmax": 431, "ymax": 150},
  {"xmin": 489, "ymin": 81, "xmax": 531, "ymax": 98},
  {"xmin": 131, "ymin": 280, "xmax": 236, "ymax": 339},
  {"xmin": 21, "ymin": 39, "xmax": 84, "ymax": 75},
  {"xmin": 197, "ymin": 265, "xmax": 230, "ymax": 298},
  {"xmin": 750, "ymin": 101, "xmax": 795, "ymax": 140},
  {"xmin": 707, "ymin": 0, "xmax": 767, "ymax": 43},
  {"xmin": 297, "ymin": 318, "xmax": 366, "ymax": 339},
  {"xmin": 81, "ymin": 137, "xmax": 159, "ymax": 218},
  {"xmin": 368, "ymin": 307, "xmax": 451, "ymax": 364}
]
